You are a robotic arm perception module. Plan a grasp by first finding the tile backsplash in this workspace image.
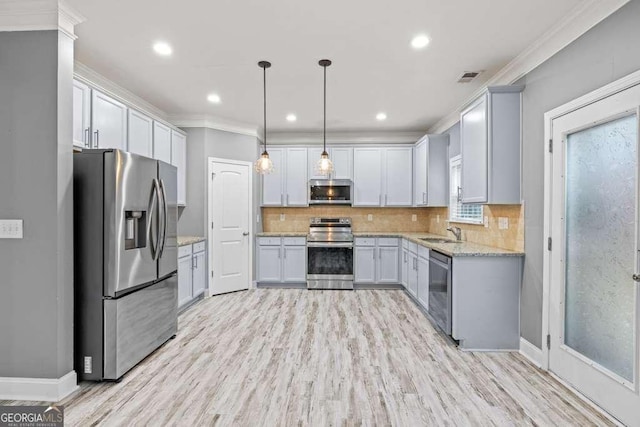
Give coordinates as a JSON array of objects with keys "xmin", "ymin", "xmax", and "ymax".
[{"xmin": 262, "ymin": 204, "xmax": 524, "ymax": 252}]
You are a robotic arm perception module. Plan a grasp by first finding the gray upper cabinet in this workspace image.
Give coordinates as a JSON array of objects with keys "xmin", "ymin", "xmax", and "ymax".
[
  {"xmin": 460, "ymin": 85, "xmax": 524, "ymax": 204},
  {"xmin": 91, "ymin": 89, "xmax": 127, "ymax": 151},
  {"xmin": 353, "ymin": 148, "xmax": 383, "ymax": 206},
  {"xmin": 413, "ymin": 134, "xmax": 449, "ymax": 207},
  {"xmin": 262, "ymin": 147, "xmax": 308, "ymax": 207},
  {"xmin": 73, "ymin": 80, "xmax": 91, "ymax": 149},
  {"xmin": 308, "ymin": 147, "xmax": 353, "ymax": 181},
  {"xmin": 127, "ymin": 109, "xmax": 153, "ymax": 158},
  {"xmin": 383, "ymin": 147, "xmax": 413, "ymax": 206},
  {"xmin": 153, "ymin": 121, "xmax": 172, "ymax": 164}
]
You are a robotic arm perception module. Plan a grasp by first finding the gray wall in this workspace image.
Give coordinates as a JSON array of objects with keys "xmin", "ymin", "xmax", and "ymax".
[
  {"xmin": 518, "ymin": 0, "xmax": 640, "ymax": 348},
  {"xmin": 178, "ymin": 128, "xmax": 261, "ymax": 237},
  {"xmin": 0, "ymin": 31, "xmax": 74, "ymax": 378}
]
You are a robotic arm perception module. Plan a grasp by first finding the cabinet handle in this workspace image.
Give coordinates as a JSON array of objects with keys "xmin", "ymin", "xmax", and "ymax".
[
  {"xmin": 94, "ymin": 129, "xmax": 100, "ymax": 148},
  {"xmin": 385, "ymin": 195, "xmax": 388, "ymax": 205},
  {"xmin": 379, "ymin": 194, "xmax": 382, "ymax": 205},
  {"xmin": 404, "ymin": 252, "xmax": 407, "ymax": 262},
  {"xmin": 423, "ymin": 192, "xmax": 426, "ymax": 204},
  {"xmin": 287, "ymin": 194, "xmax": 290, "ymax": 205},
  {"xmin": 284, "ymin": 248, "xmax": 287, "ymax": 259},
  {"xmin": 281, "ymin": 194, "xmax": 284, "ymax": 205},
  {"xmin": 457, "ymin": 186, "xmax": 462, "ymax": 202},
  {"xmin": 84, "ymin": 128, "xmax": 90, "ymax": 147}
]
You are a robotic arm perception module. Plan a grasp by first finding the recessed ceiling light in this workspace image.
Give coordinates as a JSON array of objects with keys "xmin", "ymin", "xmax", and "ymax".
[
  {"xmin": 411, "ymin": 34, "xmax": 430, "ymax": 49},
  {"xmin": 286, "ymin": 114, "xmax": 297, "ymax": 122},
  {"xmin": 153, "ymin": 42, "xmax": 172, "ymax": 56},
  {"xmin": 207, "ymin": 93, "xmax": 221, "ymax": 104},
  {"xmin": 376, "ymin": 112, "xmax": 387, "ymax": 121}
]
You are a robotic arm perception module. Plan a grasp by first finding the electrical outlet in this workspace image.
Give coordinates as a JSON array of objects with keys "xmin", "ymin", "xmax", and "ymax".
[
  {"xmin": 436, "ymin": 215, "xmax": 440, "ymax": 223},
  {"xmin": 367, "ymin": 214, "xmax": 373, "ymax": 221},
  {"xmin": 256, "ymin": 214, "xmax": 260, "ymax": 223},
  {"xmin": 279, "ymin": 213, "xmax": 285, "ymax": 222},
  {"xmin": 498, "ymin": 217, "xmax": 509, "ymax": 230},
  {"xmin": 411, "ymin": 214, "xmax": 417, "ymax": 222},
  {"xmin": 0, "ymin": 219, "xmax": 23, "ymax": 239},
  {"xmin": 484, "ymin": 216, "xmax": 489, "ymax": 228},
  {"xmin": 84, "ymin": 356, "xmax": 93, "ymax": 374}
]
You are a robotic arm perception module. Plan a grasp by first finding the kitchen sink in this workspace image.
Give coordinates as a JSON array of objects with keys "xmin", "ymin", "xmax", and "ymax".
[{"xmin": 419, "ymin": 238, "xmax": 458, "ymax": 244}]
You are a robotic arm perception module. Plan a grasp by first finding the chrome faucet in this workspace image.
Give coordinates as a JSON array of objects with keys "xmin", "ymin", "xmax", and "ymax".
[{"xmin": 447, "ymin": 226, "xmax": 462, "ymax": 241}]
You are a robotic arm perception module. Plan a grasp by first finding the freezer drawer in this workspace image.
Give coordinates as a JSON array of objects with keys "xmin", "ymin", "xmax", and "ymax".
[{"xmin": 103, "ymin": 274, "xmax": 178, "ymax": 380}]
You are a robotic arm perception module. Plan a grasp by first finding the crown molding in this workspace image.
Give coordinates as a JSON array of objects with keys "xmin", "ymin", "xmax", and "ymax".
[
  {"xmin": 266, "ymin": 131, "xmax": 425, "ymax": 145},
  {"xmin": 428, "ymin": 0, "xmax": 630, "ymax": 134},
  {"xmin": 74, "ymin": 61, "xmax": 170, "ymax": 122},
  {"xmin": 169, "ymin": 115, "xmax": 260, "ymax": 138},
  {"xmin": 0, "ymin": 0, "xmax": 85, "ymax": 39}
]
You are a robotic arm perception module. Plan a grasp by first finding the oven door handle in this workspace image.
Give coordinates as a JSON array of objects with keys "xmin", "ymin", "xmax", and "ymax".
[{"xmin": 306, "ymin": 242, "xmax": 354, "ymax": 248}]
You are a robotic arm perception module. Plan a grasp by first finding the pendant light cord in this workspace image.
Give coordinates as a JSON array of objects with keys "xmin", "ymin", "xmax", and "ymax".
[
  {"xmin": 323, "ymin": 64, "xmax": 327, "ymax": 153},
  {"xmin": 263, "ymin": 65, "xmax": 267, "ymax": 153}
]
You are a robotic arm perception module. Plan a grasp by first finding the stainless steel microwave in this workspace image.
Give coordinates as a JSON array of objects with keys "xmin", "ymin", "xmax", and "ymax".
[{"xmin": 309, "ymin": 180, "xmax": 353, "ymax": 205}]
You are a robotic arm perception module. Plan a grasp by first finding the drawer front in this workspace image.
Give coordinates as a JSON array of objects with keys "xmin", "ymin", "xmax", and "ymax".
[
  {"xmin": 193, "ymin": 241, "xmax": 206, "ymax": 253},
  {"xmin": 377, "ymin": 237, "xmax": 399, "ymax": 247},
  {"xmin": 418, "ymin": 245, "xmax": 430, "ymax": 260},
  {"xmin": 283, "ymin": 237, "xmax": 306, "ymax": 246},
  {"xmin": 178, "ymin": 244, "xmax": 192, "ymax": 258},
  {"xmin": 407, "ymin": 242, "xmax": 418, "ymax": 254},
  {"xmin": 355, "ymin": 237, "xmax": 376, "ymax": 247},
  {"xmin": 257, "ymin": 237, "xmax": 282, "ymax": 246}
]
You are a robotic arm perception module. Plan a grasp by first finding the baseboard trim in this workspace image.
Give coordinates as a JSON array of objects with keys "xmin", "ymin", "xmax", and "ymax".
[
  {"xmin": 519, "ymin": 337, "xmax": 543, "ymax": 368},
  {"xmin": 0, "ymin": 371, "xmax": 78, "ymax": 402}
]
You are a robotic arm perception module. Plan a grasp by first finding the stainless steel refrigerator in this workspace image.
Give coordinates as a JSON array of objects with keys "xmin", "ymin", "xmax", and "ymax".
[{"xmin": 74, "ymin": 149, "xmax": 178, "ymax": 381}]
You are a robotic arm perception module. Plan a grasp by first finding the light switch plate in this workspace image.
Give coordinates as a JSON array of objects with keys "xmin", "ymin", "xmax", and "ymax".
[
  {"xmin": 484, "ymin": 216, "xmax": 489, "ymax": 228},
  {"xmin": 498, "ymin": 217, "xmax": 509, "ymax": 230},
  {"xmin": 436, "ymin": 215, "xmax": 440, "ymax": 223},
  {"xmin": 367, "ymin": 214, "xmax": 373, "ymax": 221},
  {"xmin": 279, "ymin": 214, "xmax": 285, "ymax": 222},
  {"xmin": 411, "ymin": 214, "xmax": 417, "ymax": 222},
  {"xmin": 0, "ymin": 219, "xmax": 23, "ymax": 239}
]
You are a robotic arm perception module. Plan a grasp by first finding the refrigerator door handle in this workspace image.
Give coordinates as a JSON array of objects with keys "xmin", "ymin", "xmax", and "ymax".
[
  {"xmin": 158, "ymin": 179, "xmax": 168, "ymax": 259},
  {"xmin": 148, "ymin": 178, "xmax": 161, "ymax": 260}
]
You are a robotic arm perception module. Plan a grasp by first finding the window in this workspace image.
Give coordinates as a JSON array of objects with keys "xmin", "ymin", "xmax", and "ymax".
[{"xmin": 449, "ymin": 156, "xmax": 483, "ymax": 224}]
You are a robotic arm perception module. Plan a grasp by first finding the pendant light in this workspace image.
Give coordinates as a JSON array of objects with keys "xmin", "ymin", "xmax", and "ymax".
[
  {"xmin": 315, "ymin": 59, "xmax": 334, "ymax": 176},
  {"xmin": 255, "ymin": 60, "xmax": 274, "ymax": 174}
]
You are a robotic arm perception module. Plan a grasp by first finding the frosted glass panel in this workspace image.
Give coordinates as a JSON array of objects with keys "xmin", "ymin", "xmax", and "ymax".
[{"xmin": 565, "ymin": 114, "xmax": 637, "ymax": 382}]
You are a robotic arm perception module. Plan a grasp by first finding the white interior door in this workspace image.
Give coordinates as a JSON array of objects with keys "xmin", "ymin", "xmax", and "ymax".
[
  {"xmin": 209, "ymin": 158, "xmax": 252, "ymax": 295},
  {"xmin": 548, "ymin": 84, "xmax": 640, "ymax": 426}
]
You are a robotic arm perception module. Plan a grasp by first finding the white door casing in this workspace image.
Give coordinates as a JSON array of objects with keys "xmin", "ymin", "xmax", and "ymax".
[
  {"xmin": 208, "ymin": 158, "xmax": 253, "ymax": 295},
  {"xmin": 544, "ymin": 70, "xmax": 640, "ymax": 427}
]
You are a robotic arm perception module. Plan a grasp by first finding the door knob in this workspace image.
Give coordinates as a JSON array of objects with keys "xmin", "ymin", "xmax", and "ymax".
[
  {"xmin": 633, "ymin": 274, "xmax": 640, "ymax": 282},
  {"xmin": 242, "ymin": 232, "xmax": 250, "ymax": 236}
]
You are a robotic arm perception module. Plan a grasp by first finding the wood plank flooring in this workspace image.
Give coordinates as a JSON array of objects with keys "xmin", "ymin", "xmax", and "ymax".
[{"xmin": 2, "ymin": 289, "xmax": 613, "ymax": 426}]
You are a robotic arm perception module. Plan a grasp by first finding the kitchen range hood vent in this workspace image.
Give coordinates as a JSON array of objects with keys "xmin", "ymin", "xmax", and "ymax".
[{"xmin": 458, "ymin": 71, "xmax": 482, "ymax": 83}]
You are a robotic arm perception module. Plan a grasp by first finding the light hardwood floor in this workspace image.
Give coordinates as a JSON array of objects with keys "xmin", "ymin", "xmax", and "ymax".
[{"xmin": 3, "ymin": 289, "xmax": 613, "ymax": 426}]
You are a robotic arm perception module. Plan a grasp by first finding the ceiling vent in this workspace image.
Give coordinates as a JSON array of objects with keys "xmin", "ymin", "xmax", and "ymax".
[{"xmin": 458, "ymin": 71, "xmax": 482, "ymax": 83}]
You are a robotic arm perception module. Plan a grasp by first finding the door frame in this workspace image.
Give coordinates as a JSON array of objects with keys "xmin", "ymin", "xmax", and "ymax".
[
  {"xmin": 207, "ymin": 157, "xmax": 254, "ymax": 296},
  {"xmin": 543, "ymin": 69, "xmax": 640, "ymax": 369}
]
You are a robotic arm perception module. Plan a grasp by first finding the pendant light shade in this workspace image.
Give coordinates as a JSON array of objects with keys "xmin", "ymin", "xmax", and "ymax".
[
  {"xmin": 315, "ymin": 59, "xmax": 334, "ymax": 176},
  {"xmin": 255, "ymin": 60, "xmax": 274, "ymax": 174}
]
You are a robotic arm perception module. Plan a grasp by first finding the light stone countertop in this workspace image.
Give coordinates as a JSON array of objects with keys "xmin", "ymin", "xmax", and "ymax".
[
  {"xmin": 256, "ymin": 231, "xmax": 524, "ymax": 257},
  {"xmin": 178, "ymin": 236, "xmax": 206, "ymax": 246}
]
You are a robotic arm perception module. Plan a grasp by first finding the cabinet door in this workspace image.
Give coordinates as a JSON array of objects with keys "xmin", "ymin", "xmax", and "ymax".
[
  {"xmin": 354, "ymin": 246, "xmax": 376, "ymax": 283},
  {"xmin": 377, "ymin": 245, "xmax": 400, "ymax": 283},
  {"xmin": 262, "ymin": 148, "xmax": 284, "ymax": 206},
  {"xmin": 128, "ymin": 109, "xmax": 153, "ymax": 157},
  {"xmin": 192, "ymin": 251, "xmax": 206, "ymax": 297},
  {"xmin": 353, "ymin": 148, "xmax": 383, "ymax": 206},
  {"xmin": 331, "ymin": 147, "xmax": 353, "ymax": 180},
  {"xmin": 285, "ymin": 148, "xmax": 308, "ymax": 206},
  {"xmin": 257, "ymin": 245, "xmax": 282, "ymax": 282},
  {"xmin": 153, "ymin": 122, "xmax": 172, "ymax": 164},
  {"xmin": 401, "ymin": 248, "xmax": 409, "ymax": 289},
  {"xmin": 73, "ymin": 80, "xmax": 91, "ymax": 149},
  {"xmin": 91, "ymin": 90, "xmax": 127, "ymax": 151},
  {"xmin": 171, "ymin": 130, "xmax": 187, "ymax": 206},
  {"xmin": 413, "ymin": 139, "xmax": 428, "ymax": 206},
  {"xmin": 283, "ymin": 246, "xmax": 306, "ymax": 283},
  {"xmin": 408, "ymin": 254, "xmax": 418, "ymax": 298},
  {"xmin": 417, "ymin": 255, "xmax": 430, "ymax": 309},
  {"xmin": 307, "ymin": 147, "xmax": 326, "ymax": 180},
  {"xmin": 384, "ymin": 147, "xmax": 413, "ymax": 206},
  {"xmin": 178, "ymin": 256, "xmax": 193, "ymax": 308},
  {"xmin": 460, "ymin": 96, "xmax": 488, "ymax": 203}
]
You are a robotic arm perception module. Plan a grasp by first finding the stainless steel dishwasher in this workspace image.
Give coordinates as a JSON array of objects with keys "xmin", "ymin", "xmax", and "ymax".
[{"xmin": 428, "ymin": 250, "xmax": 452, "ymax": 335}]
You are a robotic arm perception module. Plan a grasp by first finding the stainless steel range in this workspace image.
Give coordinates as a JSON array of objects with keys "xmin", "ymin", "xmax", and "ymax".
[{"xmin": 307, "ymin": 217, "xmax": 354, "ymax": 290}]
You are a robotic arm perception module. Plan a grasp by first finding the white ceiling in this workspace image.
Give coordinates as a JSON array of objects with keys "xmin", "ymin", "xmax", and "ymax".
[{"xmin": 68, "ymin": 0, "xmax": 582, "ymax": 133}]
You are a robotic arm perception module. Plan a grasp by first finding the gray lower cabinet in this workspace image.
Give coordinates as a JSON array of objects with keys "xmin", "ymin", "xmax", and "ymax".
[
  {"xmin": 354, "ymin": 237, "xmax": 400, "ymax": 285},
  {"xmin": 178, "ymin": 240, "xmax": 207, "ymax": 311},
  {"xmin": 257, "ymin": 237, "xmax": 307, "ymax": 284},
  {"xmin": 417, "ymin": 253, "xmax": 429, "ymax": 309},
  {"xmin": 402, "ymin": 239, "xmax": 428, "ymax": 309}
]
